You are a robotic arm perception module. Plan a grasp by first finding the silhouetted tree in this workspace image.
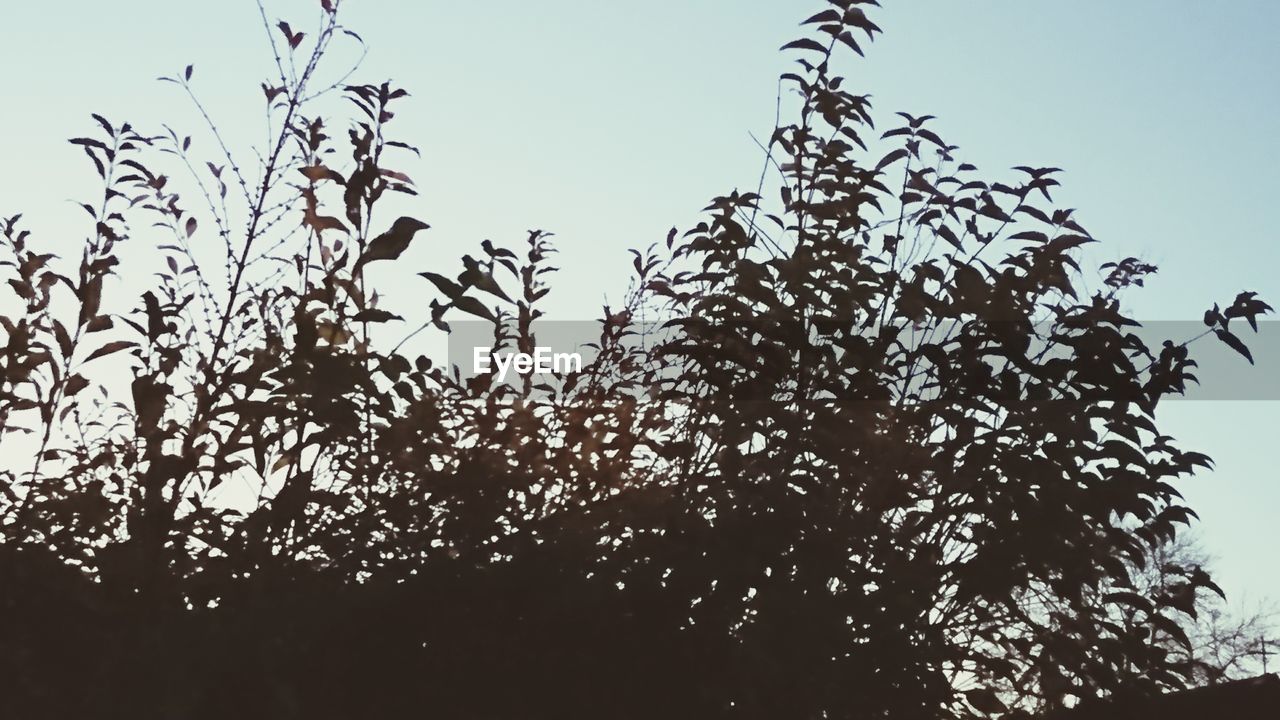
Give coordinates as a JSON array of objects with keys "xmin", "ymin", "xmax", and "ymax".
[
  {"xmin": 1126, "ymin": 536, "xmax": 1277, "ymax": 688},
  {"xmin": 0, "ymin": 1, "xmax": 1271, "ymax": 718}
]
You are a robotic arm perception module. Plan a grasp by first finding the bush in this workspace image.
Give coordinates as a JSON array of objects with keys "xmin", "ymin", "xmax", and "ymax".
[{"xmin": 0, "ymin": 1, "xmax": 1270, "ymax": 718}]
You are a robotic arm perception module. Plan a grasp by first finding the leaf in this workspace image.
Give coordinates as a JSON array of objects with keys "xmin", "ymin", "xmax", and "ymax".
[
  {"xmin": 1214, "ymin": 328, "xmax": 1253, "ymax": 364},
  {"xmin": 79, "ymin": 278, "xmax": 103, "ymax": 325},
  {"xmin": 85, "ymin": 341, "xmax": 137, "ymax": 362},
  {"xmin": 86, "ymin": 316, "xmax": 113, "ymax": 333},
  {"xmin": 836, "ymin": 31, "xmax": 863, "ymax": 56},
  {"xmin": 64, "ymin": 374, "xmax": 90, "ymax": 397},
  {"xmin": 1105, "ymin": 590, "xmax": 1154, "ymax": 613},
  {"xmin": 844, "ymin": 7, "xmax": 882, "ymax": 37},
  {"xmin": 1203, "ymin": 304, "xmax": 1221, "ymax": 328},
  {"xmin": 779, "ymin": 38, "xmax": 829, "ymax": 54},
  {"xmin": 386, "ymin": 140, "xmax": 421, "ymax": 156},
  {"xmin": 451, "ymin": 295, "xmax": 496, "ymax": 322},
  {"xmin": 936, "ymin": 224, "xmax": 962, "ymax": 250},
  {"xmin": 53, "ymin": 320, "xmax": 73, "ymax": 358},
  {"xmin": 481, "ymin": 239, "xmax": 517, "ymax": 260},
  {"xmin": 419, "ymin": 271, "xmax": 465, "ymax": 300},
  {"xmin": 91, "ymin": 113, "xmax": 113, "ymax": 135},
  {"xmin": 875, "ymin": 148, "xmax": 908, "ymax": 172},
  {"xmin": 1224, "ymin": 291, "xmax": 1273, "ymax": 333},
  {"xmin": 276, "ymin": 21, "xmax": 305, "ymax": 49},
  {"xmin": 352, "ymin": 309, "xmax": 403, "ymax": 323},
  {"xmin": 801, "ymin": 9, "xmax": 841, "ymax": 25},
  {"xmin": 1149, "ymin": 613, "xmax": 1193, "ymax": 650},
  {"xmin": 308, "ymin": 215, "xmax": 349, "ymax": 234},
  {"xmin": 1189, "ymin": 566, "xmax": 1226, "ymax": 601},
  {"xmin": 185, "ymin": 217, "xmax": 197, "ymax": 238},
  {"xmin": 68, "ymin": 137, "xmax": 108, "ymax": 150},
  {"xmin": 916, "ymin": 128, "xmax": 947, "ymax": 149},
  {"xmin": 184, "ymin": 64, "xmax": 193, "ymax": 81},
  {"xmin": 354, "ymin": 217, "xmax": 430, "ymax": 269},
  {"xmin": 299, "ymin": 165, "xmax": 344, "ymax": 184},
  {"xmin": 1008, "ymin": 230, "xmax": 1048, "ymax": 243},
  {"xmin": 380, "ymin": 169, "xmax": 414, "ymax": 184}
]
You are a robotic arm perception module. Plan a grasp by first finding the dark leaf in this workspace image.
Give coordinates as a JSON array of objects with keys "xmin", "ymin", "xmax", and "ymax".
[
  {"xmin": 1214, "ymin": 328, "xmax": 1253, "ymax": 364},
  {"xmin": 451, "ymin": 296, "xmax": 496, "ymax": 322},
  {"xmin": 352, "ymin": 308, "xmax": 403, "ymax": 323},
  {"xmin": 85, "ymin": 341, "xmax": 137, "ymax": 362}
]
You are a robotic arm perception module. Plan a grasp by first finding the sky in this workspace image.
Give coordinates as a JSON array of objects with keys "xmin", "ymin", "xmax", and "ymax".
[{"xmin": 1, "ymin": 2, "xmax": 1277, "ymax": 608}]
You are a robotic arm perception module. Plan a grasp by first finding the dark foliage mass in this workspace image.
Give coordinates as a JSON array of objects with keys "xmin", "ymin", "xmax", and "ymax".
[{"xmin": 0, "ymin": 1, "xmax": 1272, "ymax": 718}]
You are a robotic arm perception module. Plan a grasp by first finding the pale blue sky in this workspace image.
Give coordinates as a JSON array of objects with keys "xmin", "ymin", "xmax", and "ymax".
[{"xmin": 2, "ymin": 2, "xmax": 1277, "ymax": 605}]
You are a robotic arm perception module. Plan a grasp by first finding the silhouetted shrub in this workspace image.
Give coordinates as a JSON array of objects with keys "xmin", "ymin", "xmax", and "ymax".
[{"xmin": 0, "ymin": 1, "xmax": 1271, "ymax": 718}]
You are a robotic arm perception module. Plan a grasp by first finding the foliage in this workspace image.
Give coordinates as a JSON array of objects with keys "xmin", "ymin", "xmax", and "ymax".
[
  {"xmin": 0, "ymin": 1, "xmax": 1271, "ymax": 718},
  {"xmin": 1126, "ymin": 536, "xmax": 1277, "ymax": 688}
]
